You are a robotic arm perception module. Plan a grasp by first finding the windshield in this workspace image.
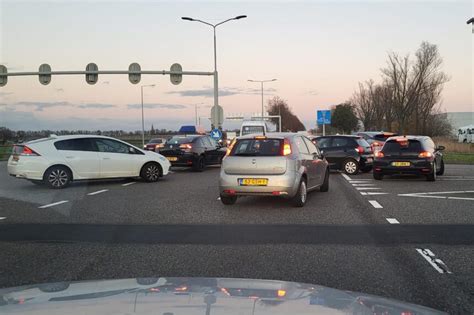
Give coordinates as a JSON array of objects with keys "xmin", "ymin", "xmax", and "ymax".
[
  {"xmin": 241, "ymin": 126, "xmax": 264, "ymax": 135},
  {"xmin": 1, "ymin": 1, "xmax": 472, "ymax": 314},
  {"xmin": 230, "ymin": 139, "xmax": 282, "ymax": 156}
]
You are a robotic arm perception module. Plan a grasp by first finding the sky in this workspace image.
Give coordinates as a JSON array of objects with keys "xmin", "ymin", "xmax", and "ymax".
[{"xmin": 0, "ymin": 0, "xmax": 472, "ymax": 131}]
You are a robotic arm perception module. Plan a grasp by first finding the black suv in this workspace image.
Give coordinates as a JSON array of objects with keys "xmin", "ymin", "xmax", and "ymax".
[
  {"xmin": 159, "ymin": 135, "xmax": 226, "ymax": 172},
  {"xmin": 373, "ymin": 136, "xmax": 445, "ymax": 181},
  {"xmin": 314, "ymin": 135, "xmax": 373, "ymax": 175}
]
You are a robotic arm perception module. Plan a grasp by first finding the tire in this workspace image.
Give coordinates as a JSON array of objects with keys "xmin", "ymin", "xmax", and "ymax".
[
  {"xmin": 361, "ymin": 166, "xmax": 373, "ymax": 173},
  {"xmin": 38, "ymin": 282, "xmax": 70, "ymax": 293},
  {"xmin": 426, "ymin": 162, "xmax": 437, "ymax": 181},
  {"xmin": 43, "ymin": 166, "xmax": 71, "ymax": 189},
  {"xmin": 291, "ymin": 179, "xmax": 307, "ymax": 207},
  {"xmin": 342, "ymin": 159, "xmax": 359, "ymax": 175},
  {"xmin": 220, "ymin": 194, "xmax": 237, "ymax": 205},
  {"xmin": 320, "ymin": 169, "xmax": 329, "ymax": 192},
  {"xmin": 436, "ymin": 159, "xmax": 445, "ymax": 176},
  {"xmin": 140, "ymin": 162, "xmax": 161, "ymax": 182},
  {"xmin": 373, "ymin": 173, "xmax": 383, "ymax": 180},
  {"xmin": 192, "ymin": 156, "xmax": 205, "ymax": 172}
]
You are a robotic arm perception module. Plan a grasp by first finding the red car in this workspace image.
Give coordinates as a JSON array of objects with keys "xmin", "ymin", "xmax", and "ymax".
[{"xmin": 143, "ymin": 138, "xmax": 167, "ymax": 151}]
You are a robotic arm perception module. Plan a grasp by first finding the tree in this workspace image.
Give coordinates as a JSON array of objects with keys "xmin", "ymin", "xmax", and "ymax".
[
  {"xmin": 0, "ymin": 127, "xmax": 14, "ymax": 144},
  {"xmin": 331, "ymin": 103, "xmax": 358, "ymax": 134},
  {"xmin": 267, "ymin": 96, "xmax": 306, "ymax": 132}
]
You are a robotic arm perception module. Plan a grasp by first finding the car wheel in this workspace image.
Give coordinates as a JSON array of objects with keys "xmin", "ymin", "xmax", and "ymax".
[
  {"xmin": 342, "ymin": 159, "xmax": 359, "ymax": 175},
  {"xmin": 44, "ymin": 166, "xmax": 71, "ymax": 189},
  {"xmin": 220, "ymin": 194, "xmax": 237, "ymax": 205},
  {"xmin": 320, "ymin": 169, "xmax": 329, "ymax": 192},
  {"xmin": 141, "ymin": 162, "xmax": 161, "ymax": 182},
  {"xmin": 192, "ymin": 156, "xmax": 205, "ymax": 172},
  {"xmin": 436, "ymin": 159, "xmax": 445, "ymax": 176},
  {"xmin": 292, "ymin": 179, "xmax": 307, "ymax": 207},
  {"xmin": 427, "ymin": 162, "xmax": 437, "ymax": 181},
  {"xmin": 373, "ymin": 173, "xmax": 383, "ymax": 180},
  {"xmin": 39, "ymin": 282, "xmax": 70, "ymax": 292},
  {"xmin": 361, "ymin": 166, "xmax": 373, "ymax": 173}
]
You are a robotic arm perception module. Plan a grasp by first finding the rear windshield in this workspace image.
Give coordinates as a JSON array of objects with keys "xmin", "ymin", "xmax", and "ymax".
[
  {"xmin": 356, "ymin": 138, "xmax": 371, "ymax": 147},
  {"xmin": 149, "ymin": 139, "xmax": 163, "ymax": 144},
  {"xmin": 241, "ymin": 126, "xmax": 264, "ymax": 136},
  {"xmin": 166, "ymin": 136, "xmax": 196, "ymax": 145},
  {"xmin": 383, "ymin": 140, "xmax": 422, "ymax": 154},
  {"xmin": 230, "ymin": 139, "xmax": 282, "ymax": 156},
  {"xmin": 12, "ymin": 145, "xmax": 24, "ymax": 155},
  {"xmin": 373, "ymin": 134, "xmax": 397, "ymax": 141}
]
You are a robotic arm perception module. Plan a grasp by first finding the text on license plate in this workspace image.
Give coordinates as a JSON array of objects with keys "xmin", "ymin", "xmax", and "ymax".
[
  {"xmin": 392, "ymin": 162, "xmax": 410, "ymax": 167},
  {"xmin": 239, "ymin": 178, "xmax": 268, "ymax": 186},
  {"xmin": 166, "ymin": 157, "xmax": 178, "ymax": 162}
]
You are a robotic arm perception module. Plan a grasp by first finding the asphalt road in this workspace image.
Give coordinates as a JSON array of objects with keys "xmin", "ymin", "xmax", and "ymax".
[{"xmin": 1, "ymin": 162, "xmax": 473, "ymax": 313}]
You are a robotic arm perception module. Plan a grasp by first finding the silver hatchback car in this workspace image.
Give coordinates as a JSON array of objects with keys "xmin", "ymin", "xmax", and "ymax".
[{"xmin": 219, "ymin": 133, "xmax": 329, "ymax": 207}]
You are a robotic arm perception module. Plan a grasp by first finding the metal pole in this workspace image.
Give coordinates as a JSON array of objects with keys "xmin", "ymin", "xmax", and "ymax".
[
  {"xmin": 279, "ymin": 116, "xmax": 282, "ymax": 132},
  {"xmin": 141, "ymin": 86, "xmax": 145, "ymax": 147},
  {"xmin": 278, "ymin": 104, "xmax": 281, "ymax": 131},
  {"xmin": 323, "ymin": 123, "xmax": 325, "ymax": 136},
  {"xmin": 195, "ymin": 104, "xmax": 198, "ymax": 126},
  {"xmin": 261, "ymin": 81, "xmax": 264, "ymax": 120},
  {"xmin": 213, "ymin": 26, "xmax": 219, "ymax": 129}
]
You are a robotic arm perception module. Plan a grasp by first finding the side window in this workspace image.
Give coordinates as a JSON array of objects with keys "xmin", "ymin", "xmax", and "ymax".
[
  {"xmin": 208, "ymin": 137, "xmax": 219, "ymax": 148},
  {"xmin": 95, "ymin": 139, "xmax": 129, "ymax": 154},
  {"xmin": 303, "ymin": 137, "xmax": 318, "ymax": 154},
  {"xmin": 332, "ymin": 137, "xmax": 349, "ymax": 147},
  {"xmin": 294, "ymin": 137, "xmax": 309, "ymax": 154},
  {"xmin": 54, "ymin": 139, "xmax": 95, "ymax": 151},
  {"xmin": 315, "ymin": 137, "xmax": 331, "ymax": 148}
]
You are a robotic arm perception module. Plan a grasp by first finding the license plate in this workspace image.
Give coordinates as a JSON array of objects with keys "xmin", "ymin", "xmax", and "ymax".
[
  {"xmin": 239, "ymin": 178, "xmax": 268, "ymax": 186},
  {"xmin": 166, "ymin": 157, "xmax": 178, "ymax": 162},
  {"xmin": 392, "ymin": 161, "xmax": 410, "ymax": 167}
]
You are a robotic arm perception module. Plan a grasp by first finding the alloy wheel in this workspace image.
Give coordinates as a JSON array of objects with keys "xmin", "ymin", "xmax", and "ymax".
[{"xmin": 48, "ymin": 169, "xmax": 69, "ymax": 188}]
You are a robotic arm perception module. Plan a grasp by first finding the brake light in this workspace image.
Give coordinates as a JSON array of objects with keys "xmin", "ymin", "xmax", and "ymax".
[
  {"xmin": 282, "ymin": 139, "xmax": 292, "ymax": 156},
  {"xmin": 21, "ymin": 146, "xmax": 40, "ymax": 156},
  {"xmin": 374, "ymin": 151, "xmax": 385, "ymax": 158},
  {"xmin": 155, "ymin": 144, "xmax": 164, "ymax": 148},
  {"xmin": 254, "ymin": 136, "xmax": 267, "ymax": 140},
  {"xmin": 418, "ymin": 151, "xmax": 433, "ymax": 158},
  {"xmin": 355, "ymin": 146, "xmax": 364, "ymax": 154}
]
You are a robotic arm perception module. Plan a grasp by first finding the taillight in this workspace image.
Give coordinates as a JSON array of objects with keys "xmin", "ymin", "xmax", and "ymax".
[
  {"xmin": 277, "ymin": 290, "xmax": 286, "ymax": 297},
  {"xmin": 355, "ymin": 146, "xmax": 364, "ymax": 154},
  {"xmin": 21, "ymin": 146, "xmax": 40, "ymax": 156},
  {"xmin": 226, "ymin": 139, "xmax": 236, "ymax": 156},
  {"xmin": 282, "ymin": 139, "xmax": 292, "ymax": 156},
  {"xmin": 374, "ymin": 151, "xmax": 385, "ymax": 158},
  {"xmin": 179, "ymin": 143, "xmax": 192, "ymax": 151},
  {"xmin": 155, "ymin": 144, "xmax": 164, "ymax": 148},
  {"xmin": 418, "ymin": 151, "xmax": 433, "ymax": 158}
]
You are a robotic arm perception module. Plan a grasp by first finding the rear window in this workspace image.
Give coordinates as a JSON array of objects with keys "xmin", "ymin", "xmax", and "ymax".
[
  {"xmin": 12, "ymin": 145, "xmax": 24, "ymax": 155},
  {"xmin": 373, "ymin": 133, "xmax": 397, "ymax": 141},
  {"xmin": 314, "ymin": 137, "xmax": 331, "ymax": 148},
  {"xmin": 230, "ymin": 139, "xmax": 282, "ymax": 156},
  {"xmin": 167, "ymin": 136, "xmax": 196, "ymax": 145},
  {"xmin": 241, "ymin": 126, "xmax": 264, "ymax": 136},
  {"xmin": 356, "ymin": 138, "xmax": 371, "ymax": 147},
  {"xmin": 383, "ymin": 139, "xmax": 422, "ymax": 154},
  {"xmin": 149, "ymin": 139, "xmax": 163, "ymax": 144}
]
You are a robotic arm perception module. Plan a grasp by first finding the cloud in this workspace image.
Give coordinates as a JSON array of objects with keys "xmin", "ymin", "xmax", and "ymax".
[
  {"xmin": 167, "ymin": 86, "xmax": 277, "ymax": 98},
  {"xmin": 78, "ymin": 103, "xmax": 117, "ymax": 109},
  {"xmin": 127, "ymin": 103, "xmax": 188, "ymax": 110},
  {"xmin": 14, "ymin": 101, "xmax": 73, "ymax": 111}
]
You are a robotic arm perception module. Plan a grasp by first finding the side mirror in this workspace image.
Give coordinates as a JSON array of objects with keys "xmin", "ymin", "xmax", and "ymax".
[{"xmin": 437, "ymin": 145, "xmax": 445, "ymax": 151}]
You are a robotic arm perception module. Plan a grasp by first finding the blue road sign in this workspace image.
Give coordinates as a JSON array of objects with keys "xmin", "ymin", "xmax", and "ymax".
[
  {"xmin": 210, "ymin": 128, "xmax": 223, "ymax": 140},
  {"xmin": 317, "ymin": 110, "xmax": 331, "ymax": 125}
]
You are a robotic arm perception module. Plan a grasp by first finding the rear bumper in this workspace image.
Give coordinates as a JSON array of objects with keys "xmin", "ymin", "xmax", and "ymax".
[
  {"xmin": 7, "ymin": 156, "xmax": 48, "ymax": 180},
  {"xmin": 373, "ymin": 159, "xmax": 433, "ymax": 175},
  {"xmin": 161, "ymin": 152, "xmax": 196, "ymax": 167},
  {"xmin": 219, "ymin": 170, "xmax": 301, "ymax": 198}
]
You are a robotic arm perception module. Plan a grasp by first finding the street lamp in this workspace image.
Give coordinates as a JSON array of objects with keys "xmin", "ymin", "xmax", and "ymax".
[
  {"xmin": 182, "ymin": 15, "xmax": 247, "ymax": 128},
  {"xmin": 194, "ymin": 103, "xmax": 205, "ymax": 126},
  {"xmin": 140, "ymin": 84, "xmax": 156, "ymax": 147},
  {"xmin": 468, "ymin": 17, "xmax": 474, "ymax": 33},
  {"xmin": 248, "ymin": 79, "xmax": 277, "ymax": 120}
]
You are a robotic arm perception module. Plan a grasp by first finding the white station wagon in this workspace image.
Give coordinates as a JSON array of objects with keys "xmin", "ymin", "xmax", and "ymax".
[{"xmin": 7, "ymin": 135, "xmax": 171, "ymax": 188}]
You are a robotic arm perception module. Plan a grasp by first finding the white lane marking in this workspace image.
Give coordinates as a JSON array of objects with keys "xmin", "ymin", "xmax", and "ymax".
[
  {"xmin": 360, "ymin": 192, "xmax": 367, "ymax": 195},
  {"xmin": 356, "ymin": 187, "xmax": 381, "ymax": 190},
  {"xmin": 341, "ymin": 173, "xmax": 352, "ymax": 181},
  {"xmin": 448, "ymin": 196, "xmax": 474, "ymax": 201},
  {"xmin": 386, "ymin": 218, "xmax": 399, "ymax": 224},
  {"xmin": 352, "ymin": 183, "xmax": 375, "ymax": 186},
  {"xmin": 368, "ymin": 200, "xmax": 383, "ymax": 208},
  {"xmin": 217, "ymin": 197, "xmax": 221, "ymax": 200},
  {"xmin": 416, "ymin": 249, "xmax": 452, "ymax": 274},
  {"xmin": 87, "ymin": 189, "xmax": 109, "ymax": 196},
  {"xmin": 39, "ymin": 200, "xmax": 69, "ymax": 209},
  {"xmin": 0, "ymin": 217, "xmax": 6, "ymax": 220},
  {"xmin": 439, "ymin": 178, "xmax": 474, "ymax": 181},
  {"xmin": 122, "ymin": 182, "xmax": 136, "ymax": 187},
  {"xmin": 366, "ymin": 192, "xmax": 389, "ymax": 195}
]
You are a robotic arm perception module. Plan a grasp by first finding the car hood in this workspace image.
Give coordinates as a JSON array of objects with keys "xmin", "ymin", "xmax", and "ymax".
[{"xmin": 0, "ymin": 277, "xmax": 445, "ymax": 314}]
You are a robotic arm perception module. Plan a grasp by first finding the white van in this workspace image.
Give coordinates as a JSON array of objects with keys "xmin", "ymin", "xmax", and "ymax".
[
  {"xmin": 458, "ymin": 125, "xmax": 474, "ymax": 143},
  {"xmin": 240, "ymin": 121, "xmax": 268, "ymax": 136}
]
